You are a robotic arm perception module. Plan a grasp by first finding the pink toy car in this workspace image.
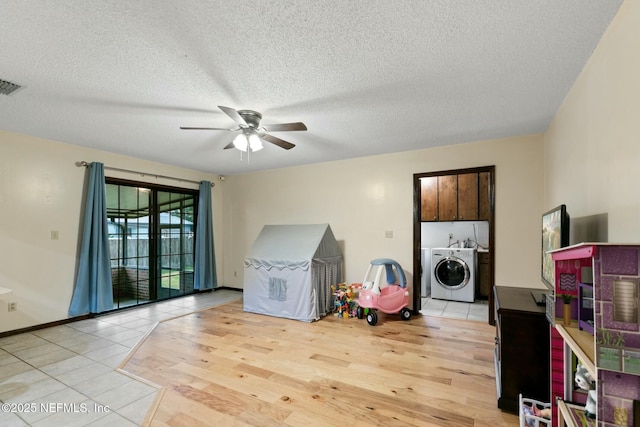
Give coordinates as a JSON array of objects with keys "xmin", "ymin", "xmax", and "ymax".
[{"xmin": 356, "ymin": 258, "xmax": 411, "ymax": 326}]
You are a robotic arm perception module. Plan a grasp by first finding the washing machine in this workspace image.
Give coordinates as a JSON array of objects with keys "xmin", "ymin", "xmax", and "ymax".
[{"xmin": 430, "ymin": 248, "xmax": 476, "ymax": 302}]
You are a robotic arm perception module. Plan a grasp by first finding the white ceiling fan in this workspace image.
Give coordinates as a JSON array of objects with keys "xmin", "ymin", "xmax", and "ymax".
[{"xmin": 181, "ymin": 105, "xmax": 307, "ymax": 152}]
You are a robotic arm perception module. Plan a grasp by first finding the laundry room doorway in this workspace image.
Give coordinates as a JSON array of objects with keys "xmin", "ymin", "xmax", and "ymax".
[{"xmin": 413, "ymin": 166, "xmax": 496, "ymax": 325}]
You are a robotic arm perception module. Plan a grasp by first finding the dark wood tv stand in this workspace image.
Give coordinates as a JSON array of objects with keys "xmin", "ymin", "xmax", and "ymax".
[{"xmin": 494, "ymin": 286, "xmax": 550, "ymax": 413}]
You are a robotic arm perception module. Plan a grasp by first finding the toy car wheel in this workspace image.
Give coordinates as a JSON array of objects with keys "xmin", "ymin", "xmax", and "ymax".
[
  {"xmin": 356, "ymin": 306, "xmax": 363, "ymax": 319},
  {"xmin": 366, "ymin": 310, "xmax": 378, "ymax": 326},
  {"xmin": 400, "ymin": 308, "xmax": 411, "ymax": 321}
]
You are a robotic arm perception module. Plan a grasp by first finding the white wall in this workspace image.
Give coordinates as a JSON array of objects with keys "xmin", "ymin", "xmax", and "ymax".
[
  {"xmin": 544, "ymin": 0, "xmax": 640, "ymax": 242},
  {"xmin": 0, "ymin": 110, "xmax": 545, "ymax": 337},
  {"xmin": 0, "ymin": 131, "xmax": 221, "ymax": 333},
  {"xmin": 421, "ymin": 221, "xmax": 490, "ymax": 250},
  {"xmin": 222, "ymin": 133, "xmax": 544, "ymax": 291},
  {"xmin": 2, "ymin": 3, "xmax": 636, "ymax": 336}
]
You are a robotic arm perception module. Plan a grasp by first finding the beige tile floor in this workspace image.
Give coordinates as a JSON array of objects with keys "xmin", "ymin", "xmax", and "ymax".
[
  {"xmin": 0, "ymin": 289, "xmax": 242, "ymax": 427},
  {"xmin": 420, "ymin": 296, "xmax": 489, "ymax": 322}
]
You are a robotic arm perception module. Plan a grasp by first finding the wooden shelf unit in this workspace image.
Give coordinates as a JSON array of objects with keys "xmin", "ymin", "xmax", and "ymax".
[{"xmin": 554, "ymin": 324, "xmax": 595, "ymax": 379}]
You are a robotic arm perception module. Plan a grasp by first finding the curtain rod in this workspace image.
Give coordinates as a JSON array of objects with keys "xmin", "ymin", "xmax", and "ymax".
[{"xmin": 76, "ymin": 161, "xmax": 214, "ymax": 187}]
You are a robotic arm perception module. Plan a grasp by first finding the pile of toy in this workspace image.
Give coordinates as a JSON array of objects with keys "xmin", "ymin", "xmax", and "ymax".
[{"xmin": 331, "ymin": 283, "xmax": 362, "ymax": 318}]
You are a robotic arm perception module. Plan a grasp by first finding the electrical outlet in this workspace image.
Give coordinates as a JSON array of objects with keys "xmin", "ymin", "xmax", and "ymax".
[
  {"xmin": 8, "ymin": 302, "xmax": 17, "ymax": 312},
  {"xmin": 51, "ymin": 230, "xmax": 59, "ymax": 240},
  {"xmin": 385, "ymin": 230, "xmax": 393, "ymax": 238}
]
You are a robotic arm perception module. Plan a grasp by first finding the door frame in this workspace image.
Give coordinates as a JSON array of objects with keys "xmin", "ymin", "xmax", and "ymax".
[
  {"xmin": 106, "ymin": 178, "xmax": 199, "ymax": 309},
  {"xmin": 412, "ymin": 165, "xmax": 496, "ymax": 325}
]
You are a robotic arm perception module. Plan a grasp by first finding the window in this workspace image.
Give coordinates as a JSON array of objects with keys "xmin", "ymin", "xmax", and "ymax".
[
  {"xmin": 613, "ymin": 279, "xmax": 638, "ymax": 323},
  {"xmin": 106, "ymin": 180, "xmax": 197, "ymax": 309}
]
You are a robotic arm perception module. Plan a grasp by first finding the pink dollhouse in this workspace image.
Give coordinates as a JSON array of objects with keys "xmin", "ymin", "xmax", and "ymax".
[{"xmin": 551, "ymin": 243, "xmax": 640, "ymax": 427}]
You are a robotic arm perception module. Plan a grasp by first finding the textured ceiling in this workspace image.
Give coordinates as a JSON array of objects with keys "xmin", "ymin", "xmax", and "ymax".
[{"xmin": 0, "ymin": 1, "xmax": 622, "ymax": 176}]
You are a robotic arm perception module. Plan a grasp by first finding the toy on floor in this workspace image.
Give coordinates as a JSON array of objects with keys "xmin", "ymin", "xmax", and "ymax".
[
  {"xmin": 574, "ymin": 363, "xmax": 597, "ymax": 419},
  {"xmin": 356, "ymin": 258, "xmax": 411, "ymax": 326},
  {"xmin": 331, "ymin": 283, "xmax": 358, "ymax": 318},
  {"xmin": 519, "ymin": 394, "xmax": 551, "ymax": 427}
]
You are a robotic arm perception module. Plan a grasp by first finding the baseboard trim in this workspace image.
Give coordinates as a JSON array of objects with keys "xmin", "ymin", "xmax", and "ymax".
[
  {"xmin": 0, "ymin": 287, "xmax": 243, "ymax": 338},
  {"xmin": 0, "ymin": 314, "xmax": 93, "ymax": 339}
]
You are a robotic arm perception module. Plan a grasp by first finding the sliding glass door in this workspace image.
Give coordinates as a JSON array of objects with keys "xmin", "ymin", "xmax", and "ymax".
[
  {"xmin": 156, "ymin": 190, "xmax": 195, "ymax": 300},
  {"xmin": 106, "ymin": 180, "xmax": 197, "ymax": 309}
]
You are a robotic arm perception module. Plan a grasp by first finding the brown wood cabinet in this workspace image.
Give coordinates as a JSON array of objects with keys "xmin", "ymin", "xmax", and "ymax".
[
  {"xmin": 437, "ymin": 174, "xmax": 458, "ymax": 220},
  {"xmin": 420, "ymin": 176, "xmax": 438, "ymax": 221},
  {"xmin": 477, "ymin": 251, "xmax": 490, "ymax": 298},
  {"xmin": 494, "ymin": 286, "xmax": 550, "ymax": 414},
  {"xmin": 479, "ymin": 171, "xmax": 491, "ymax": 220},
  {"xmin": 457, "ymin": 173, "xmax": 478, "ymax": 220},
  {"xmin": 420, "ymin": 172, "xmax": 489, "ymax": 221}
]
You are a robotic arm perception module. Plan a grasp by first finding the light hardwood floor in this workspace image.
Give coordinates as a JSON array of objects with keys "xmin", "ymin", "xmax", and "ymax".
[{"xmin": 122, "ymin": 301, "xmax": 519, "ymax": 426}]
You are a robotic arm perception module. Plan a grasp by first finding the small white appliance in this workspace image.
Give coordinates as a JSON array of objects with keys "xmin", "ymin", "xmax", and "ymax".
[
  {"xmin": 431, "ymin": 247, "xmax": 477, "ymax": 302},
  {"xmin": 421, "ymin": 248, "xmax": 431, "ymax": 297}
]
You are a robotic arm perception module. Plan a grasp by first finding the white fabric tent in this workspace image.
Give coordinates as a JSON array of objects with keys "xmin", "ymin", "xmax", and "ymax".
[{"xmin": 243, "ymin": 224, "xmax": 343, "ymax": 322}]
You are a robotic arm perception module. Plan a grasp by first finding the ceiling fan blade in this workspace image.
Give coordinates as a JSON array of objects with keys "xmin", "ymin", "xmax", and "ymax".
[
  {"xmin": 180, "ymin": 127, "xmax": 235, "ymax": 131},
  {"xmin": 261, "ymin": 133, "xmax": 296, "ymax": 150},
  {"xmin": 218, "ymin": 105, "xmax": 247, "ymax": 126},
  {"xmin": 261, "ymin": 122, "xmax": 307, "ymax": 132},
  {"xmin": 223, "ymin": 141, "xmax": 236, "ymax": 149}
]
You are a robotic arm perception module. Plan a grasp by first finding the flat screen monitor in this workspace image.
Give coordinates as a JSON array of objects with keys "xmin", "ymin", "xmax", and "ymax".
[{"xmin": 541, "ymin": 204, "xmax": 570, "ymax": 293}]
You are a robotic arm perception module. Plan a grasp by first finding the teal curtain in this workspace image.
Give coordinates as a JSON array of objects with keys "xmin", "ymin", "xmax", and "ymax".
[
  {"xmin": 68, "ymin": 162, "xmax": 113, "ymax": 315},
  {"xmin": 194, "ymin": 181, "xmax": 217, "ymax": 290}
]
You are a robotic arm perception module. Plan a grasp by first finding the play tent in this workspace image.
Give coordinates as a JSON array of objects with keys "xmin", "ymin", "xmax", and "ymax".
[{"xmin": 243, "ymin": 224, "xmax": 343, "ymax": 322}]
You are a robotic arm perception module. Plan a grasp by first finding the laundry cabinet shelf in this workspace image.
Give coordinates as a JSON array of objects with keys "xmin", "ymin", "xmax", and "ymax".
[{"xmin": 419, "ymin": 171, "xmax": 490, "ymax": 221}]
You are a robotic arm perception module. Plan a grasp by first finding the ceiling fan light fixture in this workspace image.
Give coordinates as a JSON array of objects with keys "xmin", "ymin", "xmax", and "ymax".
[
  {"xmin": 249, "ymin": 133, "xmax": 263, "ymax": 151},
  {"xmin": 233, "ymin": 129, "xmax": 263, "ymax": 153},
  {"xmin": 233, "ymin": 133, "xmax": 248, "ymax": 152}
]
